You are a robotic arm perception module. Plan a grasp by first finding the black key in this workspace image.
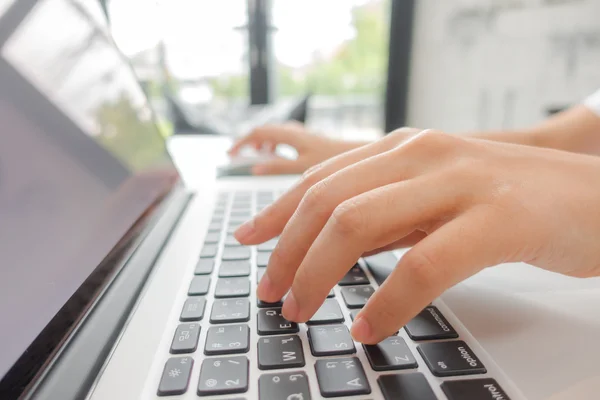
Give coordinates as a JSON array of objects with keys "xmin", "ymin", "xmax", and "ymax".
[
  {"xmin": 340, "ymin": 286, "xmax": 375, "ymax": 308},
  {"xmin": 257, "ymin": 252, "xmax": 270, "ymax": 267},
  {"xmin": 442, "ymin": 378, "xmax": 511, "ymax": 400},
  {"xmin": 315, "ymin": 357, "xmax": 370, "ymax": 397},
  {"xmin": 215, "ymin": 278, "xmax": 250, "ymax": 298},
  {"xmin": 418, "ymin": 341, "xmax": 487, "ymax": 377},
  {"xmin": 349, "ymin": 310, "xmax": 360, "ymax": 321},
  {"xmin": 205, "ymin": 324, "xmax": 250, "ymax": 355},
  {"xmin": 222, "ymin": 247, "xmax": 251, "ymax": 261},
  {"xmin": 200, "ymin": 244, "xmax": 218, "ymax": 258},
  {"xmin": 194, "ymin": 258, "xmax": 214, "ymax": 275},
  {"xmin": 188, "ymin": 276, "xmax": 211, "ymax": 296},
  {"xmin": 197, "ymin": 356, "xmax": 249, "ymax": 396},
  {"xmin": 405, "ymin": 306, "xmax": 458, "ymax": 340},
  {"xmin": 307, "ymin": 299, "xmax": 344, "ymax": 325},
  {"xmin": 180, "ymin": 297, "xmax": 206, "ymax": 322},
  {"xmin": 257, "ymin": 308, "xmax": 299, "ymax": 335},
  {"xmin": 257, "ymin": 238, "xmax": 278, "ymax": 252},
  {"xmin": 170, "ymin": 323, "xmax": 201, "ymax": 354},
  {"xmin": 224, "ymin": 234, "xmax": 242, "ymax": 247},
  {"xmin": 204, "ymin": 232, "xmax": 221, "ymax": 244},
  {"xmin": 259, "ymin": 372, "xmax": 311, "ymax": 400},
  {"xmin": 219, "ymin": 260, "xmax": 251, "ymax": 277},
  {"xmin": 258, "ymin": 335, "xmax": 305, "ymax": 370},
  {"xmin": 327, "ymin": 288, "xmax": 335, "ymax": 298},
  {"xmin": 257, "ymin": 298, "xmax": 283, "ymax": 308},
  {"xmin": 210, "ymin": 298, "xmax": 250, "ymax": 323},
  {"xmin": 257, "ymin": 267, "xmax": 267, "ymax": 282},
  {"xmin": 308, "ymin": 324, "xmax": 355, "ymax": 356},
  {"xmin": 157, "ymin": 356, "xmax": 194, "ymax": 396},
  {"xmin": 378, "ymin": 373, "xmax": 437, "ymax": 400},
  {"xmin": 363, "ymin": 337, "xmax": 417, "ymax": 371},
  {"xmin": 338, "ymin": 264, "xmax": 369, "ymax": 285}
]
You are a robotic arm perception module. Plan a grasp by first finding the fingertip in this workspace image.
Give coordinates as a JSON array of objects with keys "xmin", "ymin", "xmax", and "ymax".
[{"xmin": 350, "ymin": 315, "xmax": 374, "ymax": 343}]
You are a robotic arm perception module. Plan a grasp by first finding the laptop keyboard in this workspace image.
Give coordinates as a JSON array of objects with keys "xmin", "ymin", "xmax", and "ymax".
[{"xmin": 156, "ymin": 190, "xmax": 513, "ymax": 399}]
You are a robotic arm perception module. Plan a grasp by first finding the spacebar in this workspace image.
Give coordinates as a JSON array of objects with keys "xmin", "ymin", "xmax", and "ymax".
[{"xmin": 363, "ymin": 252, "xmax": 398, "ymax": 285}]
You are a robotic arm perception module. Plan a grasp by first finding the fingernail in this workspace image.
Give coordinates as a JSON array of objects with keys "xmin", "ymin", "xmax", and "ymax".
[
  {"xmin": 234, "ymin": 219, "xmax": 255, "ymax": 241},
  {"xmin": 257, "ymin": 272, "xmax": 274, "ymax": 300},
  {"xmin": 282, "ymin": 291, "xmax": 299, "ymax": 321},
  {"xmin": 351, "ymin": 316, "xmax": 372, "ymax": 343}
]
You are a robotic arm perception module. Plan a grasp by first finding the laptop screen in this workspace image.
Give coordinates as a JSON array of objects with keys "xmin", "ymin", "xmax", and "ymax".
[{"xmin": 0, "ymin": 0, "xmax": 179, "ymax": 386}]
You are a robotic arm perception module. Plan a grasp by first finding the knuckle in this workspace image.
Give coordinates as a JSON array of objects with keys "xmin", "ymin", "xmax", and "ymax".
[
  {"xmin": 300, "ymin": 180, "xmax": 331, "ymax": 215},
  {"xmin": 330, "ymin": 200, "xmax": 366, "ymax": 237},
  {"xmin": 401, "ymin": 250, "xmax": 442, "ymax": 290}
]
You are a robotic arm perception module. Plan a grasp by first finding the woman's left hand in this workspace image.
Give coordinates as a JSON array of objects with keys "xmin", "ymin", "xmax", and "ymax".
[{"xmin": 234, "ymin": 129, "xmax": 600, "ymax": 344}]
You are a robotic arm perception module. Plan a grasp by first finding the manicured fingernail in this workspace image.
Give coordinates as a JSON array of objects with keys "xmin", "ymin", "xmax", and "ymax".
[
  {"xmin": 282, "ymin": 291, "xmax": 299, "ymax": 322},
  {"xmin": 234, "ymin": 219, "xmax": 255, "ymax": 241},
  {"xmin": 257, "ymin": 272, "xmax": 275, "ymax": 300},
  {"xmin": 351, "ymin": 316, "xmax": 372, "ymax": 343}
]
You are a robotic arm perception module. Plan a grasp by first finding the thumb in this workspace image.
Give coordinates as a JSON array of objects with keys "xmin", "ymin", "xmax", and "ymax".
[{"xmin": 252, "ymin": 157, "xmax": 304, "ymax": 175}]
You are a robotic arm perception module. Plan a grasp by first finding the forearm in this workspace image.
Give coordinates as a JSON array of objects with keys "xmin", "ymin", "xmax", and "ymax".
[{"xmin": 465, "ymin": 105, "xmax": 600, "ymax": 156}]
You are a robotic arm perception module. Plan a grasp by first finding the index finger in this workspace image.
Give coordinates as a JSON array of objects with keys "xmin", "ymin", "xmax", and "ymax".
[{"xmin": 233, "ymin": 129, "xmax": 420, "ymax": 244}]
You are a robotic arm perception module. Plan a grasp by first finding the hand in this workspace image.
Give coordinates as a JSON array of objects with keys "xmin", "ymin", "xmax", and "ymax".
[
  {"xmin": 234, "ymin": 129, "xmax": 600, "ymax": 344},
  {"xmin": 228, "ymin": 122, "xmax": 368, "ymax": 175}
]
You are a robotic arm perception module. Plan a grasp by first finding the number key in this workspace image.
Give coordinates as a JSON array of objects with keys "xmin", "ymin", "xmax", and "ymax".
[
  {"xmin": 204, "ymin": 324, "xmax": 250, "ymax": 355},
  {"xmin": 210, "ymin": 299, "xmax": 250, "ymax": 324},
  {"xmin": 259, "ymin": 372, "xmax": 310, "ymax": 400},
  {"xmin": 197, "ymin": 356, "xmax": 248, "ymax": 396}
]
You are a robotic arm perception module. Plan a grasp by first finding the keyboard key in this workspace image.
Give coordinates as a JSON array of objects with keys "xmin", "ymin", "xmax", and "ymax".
[
  {"xmin": 200, "ymin": 244, "xmax": 218, "ymax": 258},
  {"xmin": 210, "ymin": 299, "xmax": 250, "ymax": 324},
  {"xmin": 259, "ymin": 372, "xmax": 311, "ymax": 400},
  {"xmin": 257, "ymin": 267, "xmax": 267, "ymax": 282},
  {"xmin": 257, "ymin": 308, "xmax": 299, "ymax": 335},
  {"xmin": 157, "ymin": 357, "xmax": 194, "ymax": 396},
  {"xmin": 219, "ymin": 260, "xmax": 251, "ymax": 277},
  {"xmin": 405, "ymin": 306, "xmax": 458, "ymax": 340},
  {"xmin": 207, "ymin": 222, "xmax": 222, "ymax": 232},
  {"xmin": 315, "ymin": 357, "xmax": 370, "ymax": 397},
  {"xmin": 418, "ymin": 341, "xmax": 487, "ymax": 377},
  {"xmin": 197, "ymin": 356, "xmax": 248, "ymax": 396},
  {"xmin": 340, "ymin": 286, "xmax": 375, "ymax": 308},
  {"xmin": 258, "ymin": 335, "xmax": 305, "ymax": 370},
  {"xmin": 188, "ymin": 276, "xmax": 211, "ymax": 296},
  {"xmin": 257, "ymin": 298, "xmax": 283, "ymax": 308},
  {"xmin": 441, "ymin": 378, "xmax": 511, "ymax": 400},
  {"xmin": 307, "ymin": 299, "xmax": 344, "ymax": 325},
  {"xmin": 204, "ymin": 232, "xmax": 221, "ymax": 244},
  {"xmin": 308, "ymin": 324, "xmax": 355, "ymax": 356},
  {"xmin": 257, "ymin": 252, "xmax": 270, "ymax": 267},
  {"xmin": 227, "ymin": 225, "xmax": 240, "ymax": 234},
  {"xmin": 224, "ymin": 235, "xmax": 242, "ymax": 247},
  {"xmin": 194, "ymin": 259, "xmax": 214, "ymax": 275},
  {"xmin": 377, "ymin": 373, "xmax": 437, "ymax": 400},
  {"xmin": 349, "ymin": 310, "xmax": 360, "ymax": 321},
  {"xmin": 180, "ymin": 297, "xmax": 206, "ymax": 322},
  {"xmin": 338, "ymin": 264, "xmax": 369, "ymax": 285},
  {"xmin": 204, "ymin": 324, "xmax": 250, "ymax": 355},
  {"xmin": 363, "ymin": 337, "xmax": 417, "ymax": 371},
  {"xmin": 231, "ymin": 210, "xmax": 251, "ymax": 218},
  {"xmin": 228, "ymin": 217, "xmax": 248, "ymax": 225},
  {"xmin": 222, "ymin": 247, "xmax": 251, "ymax": 261},
  {"xmin": 170, "ymin": 323, "xmax": 201, "ymax": 354},
  {"xmin": 257, "ymin": 238, "xmax": 278, "ymax": 252},
  {"xmin": 327, "ymin": 288, "xmax": 335, "ymax": 298},
  {"xmin": 215, "ymin": 278, "xmax": 250, "ymax": 298}
]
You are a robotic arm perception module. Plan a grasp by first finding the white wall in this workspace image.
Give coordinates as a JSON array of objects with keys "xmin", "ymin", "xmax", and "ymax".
[{"xmin": 407, "ymin": 0, "xmax": 600, "ymax": 133}]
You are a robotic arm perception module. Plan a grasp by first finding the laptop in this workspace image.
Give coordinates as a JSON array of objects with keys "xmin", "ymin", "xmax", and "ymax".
[{"xmin": 2, "ymin": 1, "xmax": 600, "ymax": 399}]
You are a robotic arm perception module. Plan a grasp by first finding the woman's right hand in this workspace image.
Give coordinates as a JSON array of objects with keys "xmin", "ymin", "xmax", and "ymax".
[{"xmin": 228, "ymin": 122, "xmax": 371, "ymax": 175}]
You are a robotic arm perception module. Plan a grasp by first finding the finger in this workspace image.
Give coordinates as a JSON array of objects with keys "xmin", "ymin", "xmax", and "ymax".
[
  {"xmin": 279, "ymin": 174, "xmax": 464, "ymax": 321},
  {"xmin": 352, "ymin": 208, "xmax": 513, "ymax": 344},
  {"xmin": 257, "ymin": 142, "xmax": 426, "ymax": 303},
  {"xmin": 252, "ymin": 158, "xmax": 304, "ymax": 175},
  {"xmin": 228, "ymin": 124, "xmax": 305, "ymax": 155},
  {"xmin": 362, "ymin": 231, "xmax": 427, "ymax": 257},
  {"xmin": 234, "ymin": 128, "xmax": 422, "ymax": 245}
]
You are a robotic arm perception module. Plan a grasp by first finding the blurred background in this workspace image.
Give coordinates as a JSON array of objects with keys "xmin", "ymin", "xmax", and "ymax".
[{"xmin": 101, "ymin": 0, "xmax": 600, "ymax": 142}]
